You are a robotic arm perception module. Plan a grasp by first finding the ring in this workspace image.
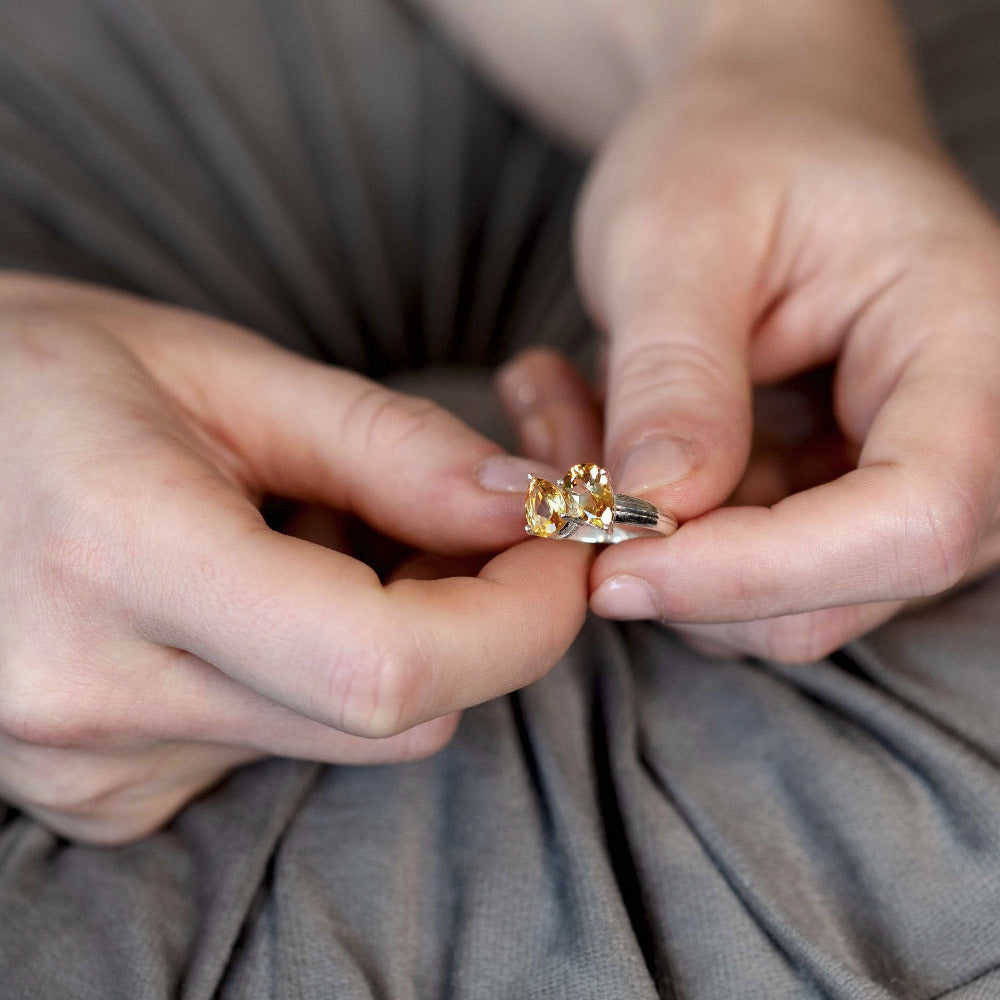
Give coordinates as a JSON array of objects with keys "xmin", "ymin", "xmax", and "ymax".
[{"xmin": 525, "ymin": 462, "xmax": 677, "ymax": 544}]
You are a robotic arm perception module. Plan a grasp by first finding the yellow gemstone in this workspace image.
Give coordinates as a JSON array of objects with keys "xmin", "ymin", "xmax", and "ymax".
[
  {"xmin": 525, "ymin": 477, "xmax": 568, "ymax": 537},
  {"xmin": 562, "ymin": 462, "xmax": 614, "ymax": 531}
]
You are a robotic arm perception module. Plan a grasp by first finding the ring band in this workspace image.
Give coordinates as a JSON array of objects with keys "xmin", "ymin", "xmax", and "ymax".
[{"xmin": 525, "ymin": 462, "xmax": 677, "ymax": 544}]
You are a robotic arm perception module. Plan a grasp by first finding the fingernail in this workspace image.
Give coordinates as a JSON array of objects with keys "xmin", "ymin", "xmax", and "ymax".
[
  {"xmin": 495, "ymin": 362, "xmax": 539, "ymax": 420},
  {"xmin": 616, "ymin": 436, "xmax": 695, "ymax": 495},
  {"xmin": 591, "ymin": 576, "xmax": 661, "ymax": 621},
  {"xmin": 476, "ymin": 454, "xmax": 562, "ymax": 493},
  {"xmin": 520, "ymin": 413, "xmax": 553, "ymax": 463}
]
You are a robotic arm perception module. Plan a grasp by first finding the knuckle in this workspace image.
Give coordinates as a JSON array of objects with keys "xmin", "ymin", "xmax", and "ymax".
[
  {"xmin": 38, "ymin": 516, "xmax": 119, "ymax": 606},
  {"xmin": 613, "ymin": 339, "xmax": 733, "ymax": 400},
  {"xmin": 33, "ymin": 478, "xmax": 140, "ymax": 615},
  {"xmin": 1, "ymin": 308, "xmax": 78, "ymax": 362},
  {"xmin": 0, "ymin": 668, "xmax": 70, "ymax": 748},
  {"xmin": 345, "ymin": 385, "xmax": 453, "ymax": 460},
  {"xmin": 0, "ymin": 657, "xmax": 120, "ymax": 750},
  {"xmin": 55, "ymin": 769, "xmax": 228, "ymax": 844},
  {"xmin": 598, "ymin": 187, "xmax": 756, "ymax": 310},
  {"xmin": 608, "ymin": 340, "xmax": 742, "ymax": 445},
  {"xmin": 906, "ymin": 481, "xmax": 981, "ymax": 595},
  {"xmin": 328, "ymin": 638, "xmax": 428, "ymax": 740}
]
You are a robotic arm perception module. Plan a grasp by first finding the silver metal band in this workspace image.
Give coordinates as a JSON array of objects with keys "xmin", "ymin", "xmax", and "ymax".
[
  {"xmin": 555, "ymin": 492, "xmax": 677, "ymax": 544},
  {"xmin": 614, "ymin": 494, "xmax": 666, "ymax": 529}
]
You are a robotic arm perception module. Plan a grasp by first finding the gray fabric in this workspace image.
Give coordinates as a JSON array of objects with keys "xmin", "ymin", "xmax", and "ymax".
[
  {"xmin": 0, "ymin": 0, "xmax": 591, "ymax": 371},
  {"xmin": 2, "ymin": 0, "xmax": 1000, "ymax": 997}
]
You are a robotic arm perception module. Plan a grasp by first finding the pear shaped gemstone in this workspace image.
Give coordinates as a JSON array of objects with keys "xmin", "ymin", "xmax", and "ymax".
[
  {"xmin": 562, "ymin": 463, "xmax": 614, "ymax": 532},
  {"xmin": 525, "ymin": 477, "xmax": 568, "ymax": 537}
]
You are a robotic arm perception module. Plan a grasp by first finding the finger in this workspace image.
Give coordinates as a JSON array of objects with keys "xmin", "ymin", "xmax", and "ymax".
[
  {"xmin": 671, "ymin": 601, "xmax": 904, "ymax": 664},
  {"xmin": 0, "ymin": 741, "xmax": 258, "ymax": 845},
  {"xmin": 577, "ymin": 161, "xmax": 775, "ymax": 521},
  {"xmin": 591, "ymin": 304, "xmax": 1000, "ymax": 623},
  {"xmin": 674, "ymin": 511, "xmax": 1000, "ymax": 662},
  {"xmin": 2, "ymin": 625, "xmax": 462, "ymax": 766},
  {"xmin": 136, "ymin": 494, "xmax": 592, "ymax": 739},
  {"xmin": 144, "ymin": 646, "xmax": 464, "ymax": 764},
  {"xmin": 128, "ymin": 319, "xmax": 556, "ymax": 555},
  {"xmin": 496, "ymin": 347, "xmax": 603, "ymax": 468}
]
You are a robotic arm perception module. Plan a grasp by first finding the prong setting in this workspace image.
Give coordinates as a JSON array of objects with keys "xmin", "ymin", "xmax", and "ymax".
[{"xmin": 524, "ymin": 463, "xmax": 674, "ymax": 543}]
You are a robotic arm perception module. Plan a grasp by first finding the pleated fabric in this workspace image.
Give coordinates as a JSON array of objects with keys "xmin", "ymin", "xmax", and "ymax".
[
  {"xmin": 0, "ymin": 0, "xmax": 592, "ymax": 371},
  {"xmin": 3, "ymin": 1, "xmax": 1000, "ymax": 998}
]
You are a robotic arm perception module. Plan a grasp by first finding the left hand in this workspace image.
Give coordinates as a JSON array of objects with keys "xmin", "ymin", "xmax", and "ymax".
[
  {"xmin": 497, "ymin": 42, "xmax": 1000, "ymax": 663},
  {"xmin": 0, "ymin": 274, "xmax": 590, "ymax": 843}
]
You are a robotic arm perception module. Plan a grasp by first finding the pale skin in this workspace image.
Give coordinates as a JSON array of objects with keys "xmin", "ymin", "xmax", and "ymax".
[
  {"xmin": 483, "ymin": 0, "xmax": 1000, "ymax": 657},
  {"xmin": 0, "ymin": 279, "xmax": 590, "ymax": 843},
  {"xmin": 4, "ymin": 0, "xmax": 1000, "ymax": 843}
]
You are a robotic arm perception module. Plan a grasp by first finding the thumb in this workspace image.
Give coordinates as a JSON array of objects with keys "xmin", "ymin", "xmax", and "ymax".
[{"xmin": 576, "ymin": 150, "xmax": 769, "ymax": 519}]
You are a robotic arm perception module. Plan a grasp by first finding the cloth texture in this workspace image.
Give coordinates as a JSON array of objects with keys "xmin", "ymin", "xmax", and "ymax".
[{"xmin": 2, "ymin": 1, "xmax": 1000, "ymax": 997}]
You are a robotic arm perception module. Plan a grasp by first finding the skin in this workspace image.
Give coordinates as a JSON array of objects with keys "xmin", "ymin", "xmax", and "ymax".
[
  {"xmin": 0, "ymin": 275, "xmax": 590, "ymax": 843},
  {"xmin": 5, "ymin": 0, "xmax": 1000, "ymax": 841},
  {"xmin": 483, "ymin": 0, "xmax": 1000, "ymax": 661}
]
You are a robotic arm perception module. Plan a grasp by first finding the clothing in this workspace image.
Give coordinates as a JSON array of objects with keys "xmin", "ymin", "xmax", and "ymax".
[{"xmin": 2, "ymin": 1, "xmax": 1000, "ymax": 997}]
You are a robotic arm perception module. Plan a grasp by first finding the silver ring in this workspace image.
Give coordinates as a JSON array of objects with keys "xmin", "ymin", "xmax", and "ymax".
[{"xmin": 525, "ymin": 462, "xmax": 677, "ymax": 544}]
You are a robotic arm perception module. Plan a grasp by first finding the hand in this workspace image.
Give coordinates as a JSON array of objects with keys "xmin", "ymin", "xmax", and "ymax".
[
  {"xmin": 502, "ymin": 23, "xmax": 1000, "ymax": 662},
  {"xmin": 0, "ymin": 273, "xmax": 590, "ymax": 843}
]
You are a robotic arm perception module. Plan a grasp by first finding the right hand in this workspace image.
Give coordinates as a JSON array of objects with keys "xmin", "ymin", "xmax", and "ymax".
[{"xmin": 0, "ymin": 273, "xmax": 590, "ymax": 844}]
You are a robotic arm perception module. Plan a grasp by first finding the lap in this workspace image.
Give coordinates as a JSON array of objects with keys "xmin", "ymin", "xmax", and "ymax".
[{"xmin": 3, "ymin": 1, "xmax": 1000, "ymax": 997}]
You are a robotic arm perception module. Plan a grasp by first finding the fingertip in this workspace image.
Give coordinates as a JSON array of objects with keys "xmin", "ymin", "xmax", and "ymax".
[
  {"xmin": 520, "ymin": 412, "xmax": 555, "ymax": 463},
  {"xmin": 589, "ymin": 574, "xmax": 661, "ymax": 621},
  {"xmin": 610, "ymin": 427, "xmax": 750, "ymax": 521},
  {"xmin": 385, "ymin": 537, "xmax": 593, "ymax": 721},
  {"xmin": 474, "ymin": 453, "xmax": 563, "ymax": 494},
  {"xmin": 615, "ymin": 435, "xmax": 696, "ymax": 497},
  {"xmin": 483, "ymin": 536, "xmax": 594, "ymax": 625},
  {"xmin": 496, "ymin": 348, "xmax": 602, "ymax": 468},
  {"xmin": 589, "ymin": 533, "xmax": 682, "ymax": 616},
  {"xmin": 487, "ymin": 533, "xmax": 595, "ymax": 579},
  {"xmin": 496, "ymin": 347, "xmax": 582, "ymax": 420},
  {"xmin": 496, "ymin": 353, "xmax": 542, "ymax": 421},
  {"xmin": 603, "ymin": 340, "xmax": 754, "ymax": 521},
  {"xmin": 496, "ymin": 346, "xmax": 581, "ymax": 400}
]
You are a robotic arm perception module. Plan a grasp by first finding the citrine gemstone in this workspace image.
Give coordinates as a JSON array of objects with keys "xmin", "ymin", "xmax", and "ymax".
[
  {"xmin": 525, "ymin": 477, "xmax": 568, "ymax": 537},
  {"xmin": 562, "ymin": 462, "xmax": 614, "ymax": 532}
]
